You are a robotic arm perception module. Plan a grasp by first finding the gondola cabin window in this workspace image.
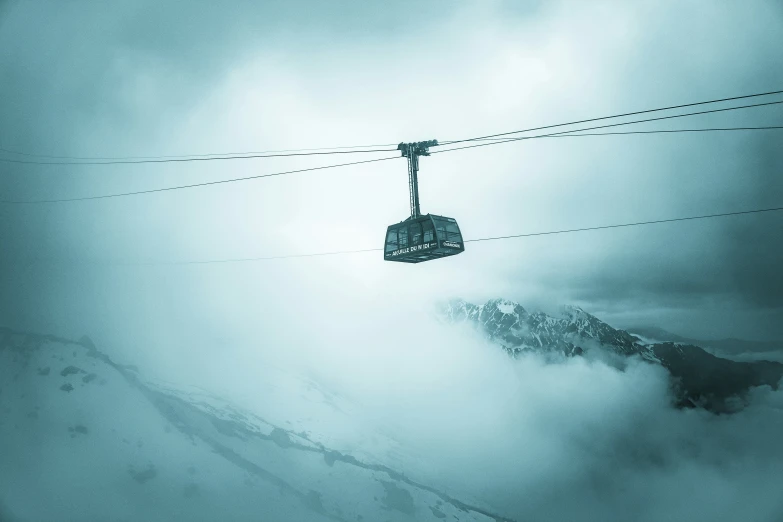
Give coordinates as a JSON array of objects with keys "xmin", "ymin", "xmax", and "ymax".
[
  {"xmin": 436, "ymin": 224, "xmax": 446, "ymax": 240},
  {"xmin": 423, "ymin": 220, "xmax": 434, "ymax": 242},
  {"xmin": 385, "ymin": 230, "xmax": 397, "ymax": 253},
  {"xmin": 445, "ymin": 222, "xmax": 462, "ymax": 242},
  {"xmin": 398, "ymin": 227, "xmax": 408, "ymax": 248},
  {"xmin": 410, "ymin": 222, "xmax": 423, "ymax": 245}
]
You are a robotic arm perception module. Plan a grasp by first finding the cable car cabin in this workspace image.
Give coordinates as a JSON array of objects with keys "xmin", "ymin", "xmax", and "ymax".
[{"xmin": 384, "ymin": 214, "xmax": 464, "ymax": 263}]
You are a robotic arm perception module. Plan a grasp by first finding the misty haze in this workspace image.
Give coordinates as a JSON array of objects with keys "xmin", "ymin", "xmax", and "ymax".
[{"xmin": 1, "ymin": 2, "xmax": 783, "ymax": 522}]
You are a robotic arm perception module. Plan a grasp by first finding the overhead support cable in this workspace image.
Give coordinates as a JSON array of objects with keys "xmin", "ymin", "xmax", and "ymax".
[
  {"xmin": 432, "ymin": 100, "xmax": 783, "ymax": 154},
  {"xmin": 0, "ymin": 142, "xmax": 399, "ymax": 162},
  {"xmin": 0, "ymin": 156, "xmax": 399, "ymax": 204},
  {"xmin": 448, "ymin": 126, "xmax": 783, "ymax": 143},
  {"xmin": 3, "ymin": 125, "xmax": 782, "ymax": 204},
  {"xmin": 0, "ymin": 146, "xmax": 399, "ymax": 166},
  {"xmin": 1, "ymin": 90, "xmax": 781, "ymax": 204},
  {"xmin": 438, "ymin": 89, "xmax": 783, "ymax": 145},
  {"xmin": 2, "ymin": 88, "xmax": 781, "ymax": 163}
]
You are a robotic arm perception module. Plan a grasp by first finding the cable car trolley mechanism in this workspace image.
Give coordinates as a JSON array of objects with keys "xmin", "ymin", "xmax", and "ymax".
[{"xmin": 384, "ymin": 140, "xmax": 465, "ymax": 263}]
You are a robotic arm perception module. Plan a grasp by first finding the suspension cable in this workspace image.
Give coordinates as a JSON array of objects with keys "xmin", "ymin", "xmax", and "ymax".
[
  {"xmin": 0, "ymin": 156, "xmax": 399, "ymax": 204},
  {"xmin": 432, "ymin": 100, "xmax": 783, "ymax": 154},
  {"xmin": 0, "ymin": 146, "xmax": 399, "ymax": 166},
  {"xmin": 437, "ymin": 89, "xmax": 783, "ymax": 146}
]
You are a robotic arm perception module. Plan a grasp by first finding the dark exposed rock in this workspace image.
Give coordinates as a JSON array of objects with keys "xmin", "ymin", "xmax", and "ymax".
[
  {"xmin": 60, "ymin": 366, "xmax": 83, "ymax": 377},
  {"xmin": 324, "ymin": 450, "xmax": 341, "ymax": 466},
  {"xmin": 269, "ymin": 427, "xmax": 292, "ymax": 448},
  {"xmin": 129, "ymin": 465, "xmax": 157, "ymax": 484},
  {"xmin": 210, "ymin": 418, "xmax": 249, "ymax": 441},
  {"xmin": 379, "ymin": 480, "xmax": 415, "ymax": 515}
]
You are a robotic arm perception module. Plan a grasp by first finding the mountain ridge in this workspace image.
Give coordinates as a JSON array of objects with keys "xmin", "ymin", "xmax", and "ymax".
[
  {"xmin": 439, "ymin": 298, "xmax": 783, "ymax": 412},
  {"xmin": 629, "ymin": 326, "xmax": 783, "ymax": 357}
]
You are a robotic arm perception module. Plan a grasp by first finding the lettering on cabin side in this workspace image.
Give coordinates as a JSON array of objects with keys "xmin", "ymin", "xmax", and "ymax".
[{"xmin": 387, "ymin": 242, "xmax": 435, "ymax": 257}]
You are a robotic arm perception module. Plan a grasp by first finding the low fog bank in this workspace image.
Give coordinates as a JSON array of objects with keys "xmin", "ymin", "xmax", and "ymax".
[
  {"xmin": 118, "ymin": 290, "xmax": 783, "ymax": 522},
  {"xmin": 313, "ymin": 320, "xmax": 783, "ymax": 522}
]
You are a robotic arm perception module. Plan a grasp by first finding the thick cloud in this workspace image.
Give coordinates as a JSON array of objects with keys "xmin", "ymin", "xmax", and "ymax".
[
  {"xmin": 327, "ymin": 313, "xmax": 783, "ymax": 522},
  {"xmin": 125, "ymin": 303, "xmax": 783, "ymax": 522}
]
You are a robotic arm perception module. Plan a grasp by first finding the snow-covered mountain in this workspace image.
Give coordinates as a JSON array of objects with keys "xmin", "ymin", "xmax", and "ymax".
[
  {"xmin": 441, "ymin": 298, "xmax": 651, "ymax": 360},
  {"xmin": 0, "ymin": 327, "xmax": 515, "ymax": 522},
  {"xmin": 440, "ymin": 298, "xmax": 783, "ymax": 411}
]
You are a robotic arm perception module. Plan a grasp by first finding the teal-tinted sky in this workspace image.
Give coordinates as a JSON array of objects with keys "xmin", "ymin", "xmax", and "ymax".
[{"xmin": 1, "ymin": 0, "xmax": 782, "ymax": 341}]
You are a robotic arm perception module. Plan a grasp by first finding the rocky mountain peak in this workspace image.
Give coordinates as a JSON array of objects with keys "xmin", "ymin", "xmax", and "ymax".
[
  {"xmin": 485, "ymin": 298, "xmax": 527, "ymax": 316},
  {"xmin": 439, "ymin": 298, "xmax": 783, "ymax": 412}
]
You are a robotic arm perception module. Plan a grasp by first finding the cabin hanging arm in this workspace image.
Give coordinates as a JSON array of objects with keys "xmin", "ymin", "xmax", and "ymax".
[{"xmin": 397, "ymin": 140, "xmax": 438, "ymax": 219}]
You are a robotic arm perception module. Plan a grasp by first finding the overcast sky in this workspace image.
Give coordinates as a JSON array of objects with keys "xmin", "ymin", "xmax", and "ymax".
[{"xmin": 1, "ymin": 0, "xmax": 782, "ymax": 345}]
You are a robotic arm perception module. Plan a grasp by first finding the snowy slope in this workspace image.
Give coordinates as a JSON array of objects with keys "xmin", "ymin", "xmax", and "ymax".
[{"xmin": 0, "ymin": 327, "xmax": 515, "ymax": 522}]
